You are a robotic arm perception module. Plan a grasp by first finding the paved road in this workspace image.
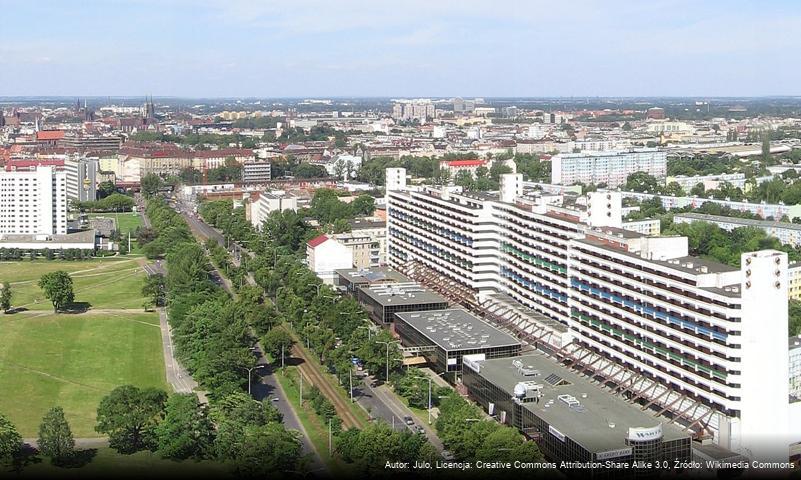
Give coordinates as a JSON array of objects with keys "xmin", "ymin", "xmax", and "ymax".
[
  {"xmin": 357, "ymin": 375, "xmax": 445, "ymax": 452},
  {"xmin": 171, "ymin": 197, "xmax": 326, "ymax": 474}
]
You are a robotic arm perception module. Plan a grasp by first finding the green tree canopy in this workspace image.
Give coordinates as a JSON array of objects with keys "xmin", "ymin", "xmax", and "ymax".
[
  {"xmin": 95, "ymin": 385, "xmax": 168, "ymax": 454},
  {"xmin": 38, "ymin": 271, "xmax": 75, "ymax": 312},
  {"xmin": 37, "ymin": 406, "xmax": 75, "ymax": 465},
  {"xmin": 155, "ymin": 394, "xmax": 215, "ymax": 460}
]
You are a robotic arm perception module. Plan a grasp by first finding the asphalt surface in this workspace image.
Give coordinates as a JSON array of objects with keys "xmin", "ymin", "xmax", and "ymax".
[{"xmin": 171, "ymin": 196, "xmax": 326, "ymax": 474}]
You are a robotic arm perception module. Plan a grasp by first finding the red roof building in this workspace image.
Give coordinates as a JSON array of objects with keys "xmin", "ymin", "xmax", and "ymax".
[{"xmin": 307, "ymin": 234, "xmax": 329, "ymax": 248}]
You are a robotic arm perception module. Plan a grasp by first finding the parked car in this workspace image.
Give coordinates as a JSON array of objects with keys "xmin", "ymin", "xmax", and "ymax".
[
  {"xmin": 415, "ymin": 425, "xmax": 426, "ymax": 434},
  {"xmin": 403, "ymin": 415, "xmax": 414, "ymax": 425}
]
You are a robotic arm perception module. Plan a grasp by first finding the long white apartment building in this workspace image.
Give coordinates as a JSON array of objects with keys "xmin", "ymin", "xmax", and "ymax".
[
  {"xmin": 248, "ymin": 191, "xmax": 297, "ymax": 231},
  {"xmin": 674, "ymin": 212, "xmax": 801, "ymax": 247},
  {"xmin": 551, "ymin": 148, "xmax": 667, "ymax": 188},
  {"xmin": 0, "ymin": 166, "xmax": 67, "ymax": 235},
  {"xmin": 386, "ymin": 167, "xmax": 793, "ymax": 462}
]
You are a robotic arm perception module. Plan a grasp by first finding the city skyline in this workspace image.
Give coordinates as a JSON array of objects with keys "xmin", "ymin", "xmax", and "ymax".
[{"xmin": 3, "ymin": 0, "xmax": 801, "ymax": 98}]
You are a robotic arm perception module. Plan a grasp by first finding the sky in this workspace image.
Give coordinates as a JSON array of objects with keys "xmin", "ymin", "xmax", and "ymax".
[{"xmin": 2, "ymin": 0, "xmax": 801, "ymax": 98}]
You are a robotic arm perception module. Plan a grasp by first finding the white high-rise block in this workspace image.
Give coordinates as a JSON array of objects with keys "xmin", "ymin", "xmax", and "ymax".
[
  {"xmin": 499, "ymin": 173, "xmax": 523, "ymax": 203},
  {"xmin": 0, "ymin": 166, "xmax": 67, "ymax": 235},
  {"xmin": 587, "ymin": 191, "xmax": 622, "ymax": 228},
  {"xmin": 737, "ymin": 250, "xmax": 790, "ymax": 462}
]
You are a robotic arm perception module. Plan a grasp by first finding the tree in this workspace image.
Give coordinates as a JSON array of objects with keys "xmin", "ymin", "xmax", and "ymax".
[
  {"xmin": 0, "ymin": 413, "xmax": 22, "ymax": 463},
  {"xmin": 690, "ymin": 182, "xmax": 706, "ymax": 197},
  {"xmin": 475, "ymin": 427, "xmax": 543, "ymax": 464},
  {"xmin": 38, "ymin": 271, "xmax": 75, "ymax": 313},
  {"xmin": 0, "ymin": 282, "xmax": 11, "ymax": 313},
  {"xmin": 625, "ymin": 171, "xmax": 660, "ymax": 193},
  {"xmin": 789, "ymin": 299, "xmax": 801, "ymax": 337},
  {"xmin": 229, "ymin": 424, "xmax": 302, "ymax": 477},
  {"xmin": 454, "ymin": 170, "xmax": 474, "ymax": 190},
  {"xmin": 95, "ymin": 385, "xmax": 167, "ymax": 454},
  {"xmin": 351, "ymin": 195, "xmax": 376, "ymax": 216},
  {"xmin": 262, "ymin": 327, "xmax": 294, "ymax": 362},
  {"xmin": 155, "ymin": 394, "xmax": 215, "ymax": 460},
  {"xmin": 142, "ymin": 274, "xmax": 166, "ymax": 308},
  {"xmin": 141, "ymin": 173, "xmax": 164, "ymax": 198},
  {"xmin": 622, "ymin": 121, "xmax": 633, "ymax": 131},
  {"xmin": 97, "ymin": 180, "xmax": 116, "ymax": 199},
  {"xmin": 37, "ymin": 406, "xmax": 75, "ymax": 465}
]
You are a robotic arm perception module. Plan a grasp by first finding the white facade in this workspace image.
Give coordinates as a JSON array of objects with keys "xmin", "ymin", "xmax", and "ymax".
[
  {"xmin": 386, "ymin": 172, "xmax": 792, "ymax": 461},
  {"xmin": 551, "ymin": 149, "xmax": 667, "ymax": 188},
  {"xmin": 241, "ymin": 161, "xmax": 272, "ymax": 184},
  {"xmin": 674, "ymin": 213, "xmax": 801, "ymax": 248},
  {"xmin": 249, "ymin": 193, "xmax": 297, "ymax": 230},
  {"xmin": 621, "ymin": 191, "xmax": 801, "ymax": 221},
  {"xmin": 0, "ymin": 166, "xmax": 67, "ymax": 235},
  {"xmin": 306, "ymin": 235, "xmax": 353, "ymax": 285}
]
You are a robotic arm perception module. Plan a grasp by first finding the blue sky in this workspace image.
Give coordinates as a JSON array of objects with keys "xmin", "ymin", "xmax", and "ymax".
[{"xmin": 2, "ymin": 0, "xmax": 800, "ymax": 97}]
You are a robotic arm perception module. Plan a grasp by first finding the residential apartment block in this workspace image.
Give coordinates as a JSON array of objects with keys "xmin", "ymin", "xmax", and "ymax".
[
  {"xmin": 674, "ymin": 212, "xmax": 801, "ymax": 247},
  {"xmin": 386, "ymin": 168, "xmax": 793, "ymax": 462},
  {"xmin": 551, "ymin": 149, "xmax": 667, "ymax": 188},
  {"xmin": 0, "ymin": 166, "xmax": 67, "ymax": 235},
  {"xmin": 248, "ymin": 192, "xmax": 297, "ymax": 231},
  {"xmin": 622, "ymin": 191, "xmax": 801, "ymax": 221}
]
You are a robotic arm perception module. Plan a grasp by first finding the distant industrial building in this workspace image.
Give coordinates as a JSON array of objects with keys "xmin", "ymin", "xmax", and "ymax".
[
  {"xmin": 463, "ymin": 353, "xmax": 692, "ymax": 474},
  {"xmin": 394, "ymin": 309, "xmax": 521, "ymax": 373},
  {"xmin": 356, "ymin": 282, "xmax": 448, "ymax": 324}
]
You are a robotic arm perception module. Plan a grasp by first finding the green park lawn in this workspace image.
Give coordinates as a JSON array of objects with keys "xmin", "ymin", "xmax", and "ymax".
[
  {"xmin": 0, "ymin": 258, "xmax": 166, "ymax": 438},
  {"xmin": 1, "ymin": 258, "xmax": 149, "ymax": 311},
  {"xmin": 0, "ymin": 311, "xmax": 166, "ymax": 437}
]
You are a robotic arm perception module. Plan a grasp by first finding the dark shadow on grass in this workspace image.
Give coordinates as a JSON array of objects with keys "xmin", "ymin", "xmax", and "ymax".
[
  {"xmin": 56, "ymin": 448, "xmax": 97, "ymax": 468},
  {"xmin": 5, "ymin": 306, "xmax": 29, "ymax": 314},
  {"xmin": 6, "ymin": 444, "xmax": 42, "ymax": 474},
  {"xmin": 62, "ymin": 301, "xmax": 92, "ymax": 313}
]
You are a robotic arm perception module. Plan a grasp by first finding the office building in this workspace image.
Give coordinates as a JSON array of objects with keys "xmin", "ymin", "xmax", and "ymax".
[
  {"xmin": 551, "ymin": 149, "xmax": 667, "ymax": 188},
  {"xmin": 64, "ymin": 157, "xmax": 98, "ymax": 202},
  {"xmin": 462, "ymin": 353, "xmax": 692, "ymax": 475},
  {"xmin": 386, "ymin": 168, "xmax": 792, "ymax": 461},
  {"xmin": 394, "ymin": 308, "xmax": 521, "ymax": 373},
  {"xmin": 60, "ymin": 134, "xmax": 122, "ymax": 151},
  {"xmin": 241, "ymin": 160, "xmax": 272, "ymax": 184},
  {"xmin": 391, "ymin": 100, "xmax": 435, "ymax": 122},
  {"xmin": 356, "ymin": 282, "xmax": 448, "ymax": 324},
  {"xmin": 0, "ymin": 166, "xmax": 67, "ymax": 236}
]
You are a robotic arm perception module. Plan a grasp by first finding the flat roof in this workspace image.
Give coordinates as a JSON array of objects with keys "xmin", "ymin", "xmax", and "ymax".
[
  {"xmin": 335, "ymin": 267, "xmax": 411, "ymax": 286},
  {"xmin": 470, "ymin": 353, "xmax": 689, "ymax": 453},
  {"xmin": 360, "ymin": 282, "xmax": 448, "ymax": 308},
  {"xmin": 0, "ymin": 230, "xmax": 96, "ymax": 244},
  {"xmin": 676, "ymin": 212, "xmax": 801, "ymax": 231},
  {"xmin": 395, "ymin": 309, "xmax": 521, "ymax": 352}
]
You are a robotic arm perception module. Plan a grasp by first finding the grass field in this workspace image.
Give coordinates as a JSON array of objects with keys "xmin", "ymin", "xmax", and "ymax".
[
  {"xmin": 0, "ymin": 312, "xmax": 166, "ymax": 437},
  {"xmin": 1, "ymin": 258, "xmax": 149, "ymax": 311},
  {"xmin": 0, "ymin": 447, "xmax": 231, "ymax": 479},
  {"xmin": 0, "ymin": 258, "xmax": 166, "ymax": 438}
]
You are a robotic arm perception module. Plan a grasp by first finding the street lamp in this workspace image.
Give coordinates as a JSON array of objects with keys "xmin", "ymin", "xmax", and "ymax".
[
  {"xmin": 243, "ymin": 364, "xmax": 266, "ymax": 395},
  {"xmin": 356, "ymin": 325, "xmax": 372, "ymax": 339},
  {"xmin": 307, "ymin": 283, "xmax": 323, "ymax": 296},
  {"xmin": 413, "ymin": 371, "xmax": 449, "ymax": 425},
  {"xmin": 375, "ymin": 340, "xmax": 400, "ymax": 381}
]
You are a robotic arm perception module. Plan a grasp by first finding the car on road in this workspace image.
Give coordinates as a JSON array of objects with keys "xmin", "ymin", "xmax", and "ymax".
[
  {"xmin": 403, "ymin": 415, "xmax": 414, "ymax": 425},
  {"xmin": 271, "ymin": 397, "xmax": 280, "ymax": 402},
  {"xmin": 415, "ymin": 425, "xmax": 426, "ymax": 434},
  {"xmin": 442, "ymin": 450, "xmax": 455, "ymax": 461}
]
